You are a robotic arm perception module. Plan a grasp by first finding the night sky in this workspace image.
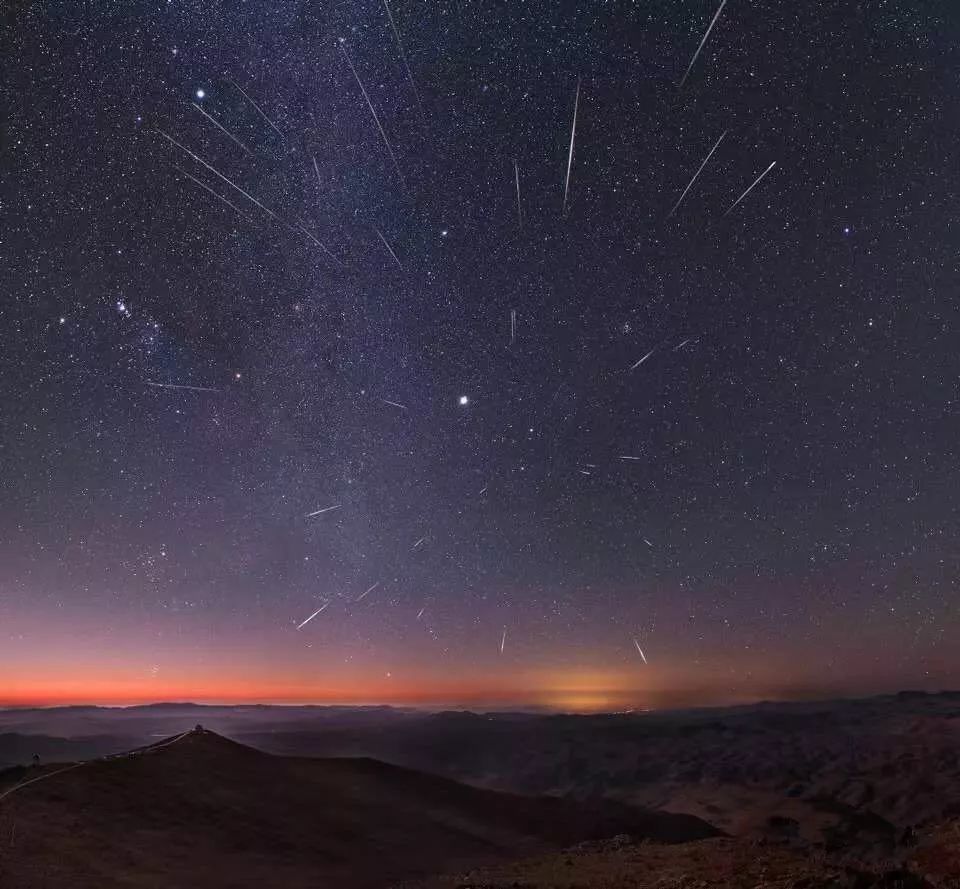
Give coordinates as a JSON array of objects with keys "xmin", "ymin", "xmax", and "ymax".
[{"xmin": 2, "ymin": 0, "xmax": 958, "ymax": 709}]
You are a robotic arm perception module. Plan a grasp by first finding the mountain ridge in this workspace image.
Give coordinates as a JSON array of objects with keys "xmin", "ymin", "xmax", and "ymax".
[{"xmin": 0, "ymin": 727, "xmax": 719, "ymax": 888}]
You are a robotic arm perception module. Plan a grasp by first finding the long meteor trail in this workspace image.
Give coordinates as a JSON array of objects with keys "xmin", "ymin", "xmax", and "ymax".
[
  {"xmin": 227, "ymin": 77, "xmax": 285, "ymax": 142},
  {"xmin": 563, "ymin": 78, "xmax": 581, "ymax": 214},
  {"xmin": 382, "ymin": 0, "xmax": 422, "ymax": 111},
  {"xmin": 633, "ymin": 638, "xmax": 648, "ymax": 663},
  {"xmin": 340, "ymin": 43, "xmax": 405, "ymax": 187},
  {"xmin": 305, "ymin": 504, "xmax": 341, "ymax": 518},
  {"xmin": 146, "ymin": 381, "xmax": 220, "ymax": 393},
  {"xmin": 514, "ymin": 160, "xmax": 522, "ymax": 229},
  {"xmin": 191, "ymin": 102, "xmax": 251, "ymax": 154},
  {"xmin": 174, "ymin": 166, "xmax": 250, "ymax": 221},
  {"xmin": 296, "ymin": 601, "xmax": 329, "ymax": 630},
  {"xmin": 157, "ymin": 129, "xmax": 284, "ymax": 225},
  {"xmin": 668, "ymin": 130, "xmax": 728, "ymax": 217},
  {"xmin": 723, "ymin": 161, "xmax": 777, "ymax": 216},
  {"xmin": 629, "ymin": 348, "xmax": 657, "ymax": 371},
  {"xmin": 356, "ymin": 582, "xmax": 379, "ymax": 602},
  {"xmin": 375, "ymin": 228, "xmax": 403, "ymax": 269},
  {"xmin": 160, "ymin": 131, "xmax": 339, "ymax": 266},
  {"xmin": 679, "ymin": 0, "xmax": 728, "ymax": 89},
  {"xmin": 296, "ymin": 219, "xmax": 343, "ymax": 268}
]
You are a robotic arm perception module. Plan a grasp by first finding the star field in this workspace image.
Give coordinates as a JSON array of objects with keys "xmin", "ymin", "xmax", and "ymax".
[{"xmin": 1, "ymin": 0, "xmax": 958, "ymax": 708}]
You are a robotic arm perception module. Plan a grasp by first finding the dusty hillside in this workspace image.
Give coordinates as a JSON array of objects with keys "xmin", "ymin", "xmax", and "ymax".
[
  {"xmin": 235, "ymin": 693, "xmax": 960, "ymax": 860},
  {"xmin": 414, "ymin": 832, "xmax": 960, "ymax": 888},
  {"xmin": 0, "ymin": 729, "xmax": 718, "ymax": 889}
]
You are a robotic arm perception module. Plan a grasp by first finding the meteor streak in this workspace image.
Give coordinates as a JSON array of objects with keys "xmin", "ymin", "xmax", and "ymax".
[
  {"xmin": 678, "ymin": 0, "xmax": 729, "ymax": 89},
  {"xmin": 563, "ymin": 78, "xmax": 581, "ymax": 213},
  {"xmin": 723, "ymin": 161, "xmax": 777, "ymax": 216},
  {"xmin": 297, "ymin": 602, "xmax": 329, "ymax": 630},
  {"xmin": 667, "ymin": 130, "xmax": 728, "ymax": 218}
]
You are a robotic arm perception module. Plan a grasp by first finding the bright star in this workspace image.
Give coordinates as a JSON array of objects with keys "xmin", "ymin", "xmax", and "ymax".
[
  {"xmin": 458, "ymin": 395, "xmax": 469, "ymax": 406},
  {"xmin": 196, "ymin": 88, "xmax": 205, "ymax": 99}
]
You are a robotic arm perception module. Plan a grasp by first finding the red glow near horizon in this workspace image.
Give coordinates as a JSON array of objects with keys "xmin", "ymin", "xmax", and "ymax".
[{"xmin": 4, "ymin": 666, "xmax": 951, "ymax": 713}]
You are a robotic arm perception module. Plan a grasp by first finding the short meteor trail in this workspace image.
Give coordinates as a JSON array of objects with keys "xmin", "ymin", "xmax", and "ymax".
[
  {"xmin": 510, "ymin": 309, "xmax": 517, "ymax": 343},
  {"xmin": 563, "ymin": 78, "xmax": 581, "ymax": 214},
  {"xmin": 500, "ymin": 629, "xmax": 507, "ymax": 654},
  {"xmin": 305, "ymin": 504, "xmax": 341, "ymax": 518},
  {"xmin": 382, "ymin": 0, "xmax": 422, "ymax": 111},
  {"xmin": 191, "ymin": 102, "xmax": 251, "ymax": 154},
  {"xmin": 146, "ymin": 381, "xmax": 220, "ymax": 393},
  {"xmin": 340, "ymin": 43, "xmax": 405, "ymax": 187},
  {"xmin": 412, "ymin": 536, "xmax": 427, "ymax": 550},
  {"xmin": 633, "ymin": 638, "xmax": 648, "ymax": 663},
  {"xmin": 356, "ymin": 582, "xmax": 379, "ymax": 602},
  {"xmin": 723, "ymin": 161, "xmax": 777, "ymax": 216},
  {"xmin": 619, "ymin": 455, "xmax": 643, "ymax": 461},
  {"xmin": 226, "ymin": 77, "xmax": 285, "ymax": 141},
  {"xmin": 296, "ymin": 601, "xmax": 329, "ymax": 630},
  {"xmin": 629, "ymin": 348, "xmax": 657, "ymax": 371},
  {"xmin": 416, "ymin": 606, "xmax": 425, "ymax": 620},
  {"xmin": 174, "ymin": 166, "xmax": 250, "ymax": 221},
  {"xmin": 375, "ymin": 227, "xmax": 403, "ymax": 270},
  {"xmin": 667, "ymin": 130, "xmax": 728, "ymax": 217},
  {"xmin": 382, "ymin": 399, "xmax": 408, "ymax": 411},
  {"xmin": 678, "ymin": 0, "xmax": 728, "ymax": 89}
]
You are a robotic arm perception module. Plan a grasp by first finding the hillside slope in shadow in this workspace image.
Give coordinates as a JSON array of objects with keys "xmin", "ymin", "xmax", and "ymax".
[{"xmin": 0, "ymin": 728, "xmax": 719, "ymax": 889}]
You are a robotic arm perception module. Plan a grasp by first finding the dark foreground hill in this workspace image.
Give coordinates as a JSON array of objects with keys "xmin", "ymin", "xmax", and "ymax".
[{"xmin": 0, "ymin": 728, "xmax": 718, "ymax": 889}]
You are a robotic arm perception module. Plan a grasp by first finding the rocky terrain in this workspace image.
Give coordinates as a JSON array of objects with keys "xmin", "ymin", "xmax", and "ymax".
[
  {"xmin": 0, "ymin": 728, "xmax": 717, "ymax": 888},
  {"xmin": 235, "ymin": 692, "xmax": 960, "ymax": 864},
  {"xmin": 413, "ymin": 831, "xmax": 960, "ymax": 888},
  {"xmin": 3, "ymin": 693, "xmax": 959, "ymax": 885}
]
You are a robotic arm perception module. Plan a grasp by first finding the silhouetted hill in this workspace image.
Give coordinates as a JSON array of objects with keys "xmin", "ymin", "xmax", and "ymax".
[{"xmin": 0, "ymin": 728, "xmax": 718, "ymax": 888}]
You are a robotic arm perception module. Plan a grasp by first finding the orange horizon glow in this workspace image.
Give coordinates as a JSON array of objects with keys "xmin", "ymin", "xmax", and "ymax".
[
  {"xmin": 5, "ymin": 624, "xmax": 954, "ymax": 713},
  {"xmin": 0, "ymin": 676, "xmax": 652, "ymax": 710},
  {"xmin": 2, "ymin": 673, "xmax": 939, "ymax": 712}
]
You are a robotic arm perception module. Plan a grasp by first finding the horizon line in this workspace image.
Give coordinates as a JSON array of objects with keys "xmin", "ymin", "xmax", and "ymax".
[{"xmin": 2, "ymin": 687, "xmax": 956, "ymax": 714}]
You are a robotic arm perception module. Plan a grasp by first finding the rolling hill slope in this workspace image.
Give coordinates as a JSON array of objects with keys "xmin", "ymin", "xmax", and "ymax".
[{"xmin": 0, "ymin": 728, "xmax": 718, "ymax": 888}]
